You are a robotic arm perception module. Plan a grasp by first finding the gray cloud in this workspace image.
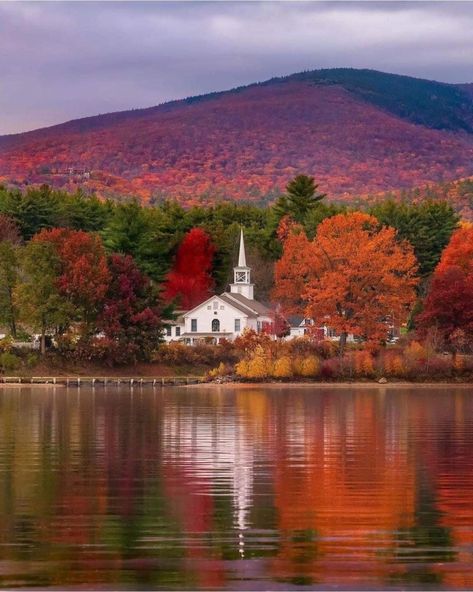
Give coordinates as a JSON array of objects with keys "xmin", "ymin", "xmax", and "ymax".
[{"xmin": 1, "ymin": 1, "xmax": 473, "ymax": 134}]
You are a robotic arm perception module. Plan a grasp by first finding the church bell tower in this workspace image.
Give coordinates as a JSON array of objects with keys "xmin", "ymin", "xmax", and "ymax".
[{"xmin": 230, "ymin": 229, "xmax": 254, "ymax": 300}]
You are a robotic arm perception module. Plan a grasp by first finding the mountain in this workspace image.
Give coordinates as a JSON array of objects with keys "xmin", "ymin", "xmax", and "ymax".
[{"xmin": 1, "ymin": 68, "xmax": 473, "ymax": 207}]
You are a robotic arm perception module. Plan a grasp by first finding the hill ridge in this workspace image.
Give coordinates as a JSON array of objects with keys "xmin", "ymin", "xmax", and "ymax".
[{"xmin": 1, "ymin": 68, "xmax": 473, "ymax": 210}]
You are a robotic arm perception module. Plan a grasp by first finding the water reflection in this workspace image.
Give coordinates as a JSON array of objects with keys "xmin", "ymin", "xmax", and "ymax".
[{"xmin": 0, "ymin": 385, "xmax": 472, "ymax": 589}]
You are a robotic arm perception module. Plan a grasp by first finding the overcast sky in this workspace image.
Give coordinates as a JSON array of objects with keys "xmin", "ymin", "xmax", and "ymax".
[{"xmin": 1, "ymin": 1, "xmax": 473, "ymax": 135}]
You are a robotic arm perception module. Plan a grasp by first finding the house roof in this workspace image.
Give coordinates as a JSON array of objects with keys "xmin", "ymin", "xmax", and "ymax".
[
  {"xmin": 287, "ymin": 315, "xmax": 304, "ymax": 327},
  {"xmin": 221, "ymin": 292, "xmax": 270, "ymax": 317}
]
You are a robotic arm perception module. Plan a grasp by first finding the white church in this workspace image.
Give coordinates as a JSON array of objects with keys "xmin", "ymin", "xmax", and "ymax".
[{"xmin": 164, "ymin": 230, "xmax": 273, "ymax": 344}]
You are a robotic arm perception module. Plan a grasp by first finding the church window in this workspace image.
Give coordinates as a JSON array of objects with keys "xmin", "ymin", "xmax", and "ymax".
[
  {"xmin": 176, "ymin": 326, "xmax": 181, "ymax": 337},
  {"xmin": 235, "ymin": 319, "xmax": 241, "ymax": 332},
  {"xmin": 212, "ymin": 319, "xmax": 220, "ymax": 332},
  {"xmin": 213, "ymin": 301, "xmax": 218, "ymax": 310},
  {"xmin": 166, "ymin": 326, "xmax": 172, "ymax": 336},
  {"xmin": 191, "ymin": 319, "xmax": 197, "ymax": 332},
  {"xmin": 207, "ymin": 305, "xmax": 211, "ymax": 310},
  {"xmin": 220, "ymin": 306, "xmax": 224, "ymax": 310}
]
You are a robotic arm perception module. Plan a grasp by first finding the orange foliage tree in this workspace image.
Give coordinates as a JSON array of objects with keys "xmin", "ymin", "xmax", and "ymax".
[{"xmin": 273, "ymin": 212, "xmax": 419, "ymax": 348}]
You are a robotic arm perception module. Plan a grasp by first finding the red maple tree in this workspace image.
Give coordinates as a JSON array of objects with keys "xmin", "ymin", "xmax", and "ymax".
[
  {"xmin": 164, "ymin": 228, "xmax": 215, "ymax": 309},
  {"xmin": 418, "ymin": 226, "xmax": 473, "ymax": 353}
]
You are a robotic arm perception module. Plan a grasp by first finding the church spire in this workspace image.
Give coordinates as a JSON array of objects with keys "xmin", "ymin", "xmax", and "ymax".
[
  {"xmin": 238, "ymin": 228, "xmax": 247, "ymax": 267},
  {"xmin": 229, "ymin": 228, "xmax": 254, "ymax": 300}
]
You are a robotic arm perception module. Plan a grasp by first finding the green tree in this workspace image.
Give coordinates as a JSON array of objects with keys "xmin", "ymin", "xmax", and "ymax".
[
  {"xmin": 0, "ymin": 242, "xmax": 19, "ymax": 337},
  {"xmin": 16, "ymin": 241, "xmax": 71, "ymax": 354},
  {"xmin": 273, "ymin": 175, "xmax": 326, "ymax": 224},
  {"xmin": 370, "ymin": 200, "xmax": 459, "ymax": 279},
  {"xmin": 102, "ymin": 200, "xmax": 184, "ymax": 282}
]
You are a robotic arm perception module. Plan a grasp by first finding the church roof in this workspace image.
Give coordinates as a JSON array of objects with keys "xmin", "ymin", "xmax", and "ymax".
[{"xmin": 220, "ymin": 292, "xmax": 270, "ymax": 317}]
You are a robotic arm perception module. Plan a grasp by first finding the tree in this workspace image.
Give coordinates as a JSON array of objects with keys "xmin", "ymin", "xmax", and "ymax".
[
  {"xmin": 98, "ymin": 254, "xmax": 169, "ymax": 365},
  {"xmin": 273, "ymin": 212, "xmax": 419, "ymax": 349},
  {"xmin": 16, "ymin": 241, "xmax": 71, "ymax": 354},
  {"xmin": 0, "ymin": 214, "xmax": 21, "ymax": 244},
  {"xmin": 33, "ymin": 228, "xmax": 110, "ymax": 336},
  {"xmin": 164, "ymin": 228, "xmax": 215, "ymax": 309},
  {"xmin": 102, "ymin": 200, "xmax": 183, "ymax": 282},
  {"xmin": 418, "ymin": 226, "xmax": 473, "ymax": 354},
  {"xmin": 370, "ymin": 200, "xmax": 458, "ymax": 279},
  {"xmin": 0, "ymin": 242, "xmax": 19, "ymax": 337},
  {"xmin": 273, "ymin": 175, "xmax": 326, "ymax": 224}
]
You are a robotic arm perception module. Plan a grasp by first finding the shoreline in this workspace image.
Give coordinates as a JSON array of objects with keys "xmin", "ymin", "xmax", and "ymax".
[{"xmin": 189, "ymin": 381, "xmax": 473, "ymax": 389}]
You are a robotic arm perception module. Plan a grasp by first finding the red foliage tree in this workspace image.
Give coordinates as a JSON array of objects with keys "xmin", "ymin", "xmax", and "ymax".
[
  {"xmin": 418, "ymin": 226, "xmax": 473, "ymax": 353},
  {"xmin": 33, "ymin": 228, "xmax": 110, "ymax": 332},
  {"xmin": 164, "ymin": 228, "xmax": 215, "ymax": 309},
  {"xmin": 97, "ymin": 254, "xmax": 165, "ymax": 364}
]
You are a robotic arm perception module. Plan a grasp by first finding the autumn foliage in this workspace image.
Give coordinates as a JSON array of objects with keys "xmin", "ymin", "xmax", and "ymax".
[
  {"xmin": 418, "ymin": 226, "xmax": 473, "ymax": 352},
  {"xmin": 33, "ymin": 228, "xmax": 110, "ymax": 329},
  {"xmin": 164, "ymin": 228, "xmax": 215, "ymax": 309},
  {"xmin": 2, "ymin": 77, "xmax": 473, "ymax": 208},
  {"xmin": 273, "ymin": 212, "xmax": 419, "ymax": 345}
]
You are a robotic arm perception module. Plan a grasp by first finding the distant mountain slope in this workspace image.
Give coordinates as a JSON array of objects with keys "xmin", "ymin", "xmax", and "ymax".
[{"xmin": 1, "ymin": 68, "xmax": 473, "ymax": 205}]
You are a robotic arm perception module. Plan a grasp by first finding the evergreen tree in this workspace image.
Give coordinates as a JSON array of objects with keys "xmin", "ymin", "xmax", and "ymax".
[
  {"xmin": 273, "ymin": 175, "xmax": 326, "ymax": 224},
  {"xmin": 370, "ymin": 200, "xmax": 459, "ymax": 279}
]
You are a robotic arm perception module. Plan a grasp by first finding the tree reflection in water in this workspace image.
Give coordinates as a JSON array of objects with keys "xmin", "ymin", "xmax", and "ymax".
[{"xmin": 0, "ymin": 385, "xmax": 471, "ymax": 589}]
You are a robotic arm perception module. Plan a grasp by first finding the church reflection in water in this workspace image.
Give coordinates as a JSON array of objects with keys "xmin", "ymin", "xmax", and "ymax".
[{"xmin": 0, "ymin": 385, "xmax": 472, "ymax": 589}]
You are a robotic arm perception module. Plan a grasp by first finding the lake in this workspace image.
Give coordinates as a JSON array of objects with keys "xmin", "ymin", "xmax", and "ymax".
[{"xmin": 0, "ymin": 384, "xmax": 472, "ymax": 590}]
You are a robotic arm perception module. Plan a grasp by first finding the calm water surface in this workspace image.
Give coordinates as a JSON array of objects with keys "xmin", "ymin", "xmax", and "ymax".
[{"xmin": 0, "ymin": 385, "xmax": 472, "ymax": 590}]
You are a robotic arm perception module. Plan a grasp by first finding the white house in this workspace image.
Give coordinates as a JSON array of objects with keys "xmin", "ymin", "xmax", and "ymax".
[
  {"xmin": 164, "ymin": 229, "xmax": 273, "ymax": 344},
  {"xmin": 286, "ymin": 316, "xmax": 355, "ymax": 342}
]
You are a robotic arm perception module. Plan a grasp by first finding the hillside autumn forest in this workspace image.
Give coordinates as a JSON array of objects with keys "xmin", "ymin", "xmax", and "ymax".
[{"xmin": 1, "ymin": 69, "xmax": 473, "ymax": 216}]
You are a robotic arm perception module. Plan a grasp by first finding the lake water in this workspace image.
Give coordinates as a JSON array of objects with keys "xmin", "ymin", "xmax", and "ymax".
[{"xmin": 0, "ymin": 385, "xmax": 472, "ymax": 590}]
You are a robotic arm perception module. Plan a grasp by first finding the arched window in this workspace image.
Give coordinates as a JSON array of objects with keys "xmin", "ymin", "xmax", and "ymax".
[{"xmin": 212, "ymin": 319, "xmax": 220, "ymax": 332}]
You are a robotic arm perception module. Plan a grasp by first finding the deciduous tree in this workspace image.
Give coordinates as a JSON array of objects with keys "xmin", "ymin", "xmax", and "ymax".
[
  {"xmin": 98, "ymin": 254, "xmax": 169, "ymax": 364},
  {"xmin": 16, "ymin": 241, "xmax": 71, "ymax": 354},
  {"xmin": 418, "ymin": 226, "xmax": 473, "ymax": 353},
  {"xmin": 33, "ymin": 228, "xmax": 110, "ymax": 335},
  {"xmin": 164, "ymin": 228, "xmax": 215, "ymax": 309},
  {"xmin": 273, "ymin": 212, "xmax": 419, "ymax": 349}
]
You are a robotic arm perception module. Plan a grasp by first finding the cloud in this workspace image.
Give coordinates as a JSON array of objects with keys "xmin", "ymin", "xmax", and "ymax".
[{"xmin": 0, "ymin": 1, "xmax": 472, "ymax": 134}]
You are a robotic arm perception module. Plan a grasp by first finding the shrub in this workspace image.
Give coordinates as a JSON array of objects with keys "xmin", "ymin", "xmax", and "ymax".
[
  {"xmin": 235, "ymin": 359, "xmax": 250, "ymax": 378},
  {"xmin": 383, "ymin": 353, "xmax": 405, "ymax": 377},
  {"xmin": 425, "ymin": 355, "xmax": 453, "ymax": 378},
  {"xmin": 207, "ymin": 362, "xmax": 231, "ymax": 379},
  {"xmin": 272, "ymin": 356, "xmax": 293, "ymax": 379},
  {"xmin": 299, "ymin": 356, "xmax": 320, "ymax": 377},
  {"xmin": 354, "ymin": 351, "xmax": 375, "ymax": 377},
  {"xmin": 320, "ymin": 357, "xmax": 340, "ymax": 380},
  {"xmin": 246, "ymin": 346, "xmax": 272, "ymax": 379},
  {"xmin": 154, "ymin": 342, "xmax": 238, "ymax": 368},
  {"xmin": 234, "ymin": 329, "xmax": 271, "ymax": 355},
  {"xmin": 0, "ymin": 352, "xmax": 21, "ymax": 372},
  {"xmin": 26, "ymin": 353, "xmax": 39, "ymax": 368}
]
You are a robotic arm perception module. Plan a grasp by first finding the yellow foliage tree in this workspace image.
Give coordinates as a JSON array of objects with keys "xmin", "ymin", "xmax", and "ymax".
[
  {"xmin": 300, "ymin": 356, "xmax": 320, "ymax": 377},
  {"xmin": 272, "ymin": 356, "xmax": 293, "ymax": 379}
]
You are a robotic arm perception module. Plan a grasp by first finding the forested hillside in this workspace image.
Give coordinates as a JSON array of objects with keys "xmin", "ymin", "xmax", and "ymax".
[{"xmin": 1, "ymin": 69, "xmax": 473, "ymax": 207}]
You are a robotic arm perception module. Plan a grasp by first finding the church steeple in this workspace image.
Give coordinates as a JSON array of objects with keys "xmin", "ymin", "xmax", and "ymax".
[
  {"xmin": 230, "ymin": 228, "xmax": 254, "ymax": 300},
  {"xmin": 238, "ymin": 228, "xmax": 247, "ymax": 267}
]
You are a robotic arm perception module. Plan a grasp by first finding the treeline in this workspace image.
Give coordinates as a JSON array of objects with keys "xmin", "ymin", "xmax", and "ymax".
[
  {"xmin": 0, "ymin": 177, "xmax": 466, "ymax": 368},
  {"xmin": 0, "ymin": 180, "xmax": 459, "ymax": 291}
]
